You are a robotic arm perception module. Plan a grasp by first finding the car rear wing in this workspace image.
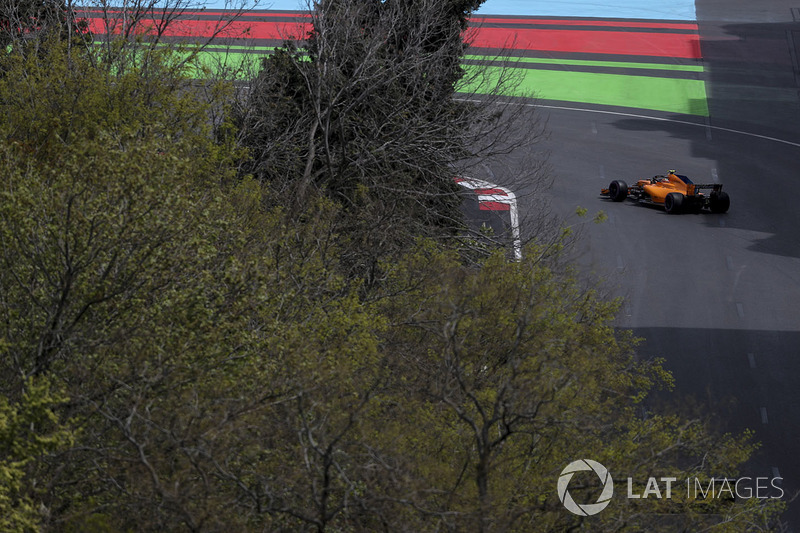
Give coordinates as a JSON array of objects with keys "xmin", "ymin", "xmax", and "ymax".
[{"xmin": 687, "ymin": 183, "xmax": 723, "ymax": 195}]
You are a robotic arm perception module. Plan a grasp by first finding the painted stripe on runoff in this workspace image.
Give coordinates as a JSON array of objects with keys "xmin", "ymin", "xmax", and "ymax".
[
  {"xmin": 86, "ymin": 17, "xmax": 309, "ymax": 40},
  {"xmin": 475, "ymin": 0, "xmax": 697, "ymax": 20},
  {"xmin": 464, "ymin": 55, "xmax": 704, "ymax": 73},
  {"xmin": 461, "ymin": 65, "xmax": 709, "ymax": 116},
  {"xmin": 468, "ymin": 27, "xmax": 700, "ymax": 58},
  {"xmin": 473, "ymin": 18, "xmax": 698, "ymax": 30}
]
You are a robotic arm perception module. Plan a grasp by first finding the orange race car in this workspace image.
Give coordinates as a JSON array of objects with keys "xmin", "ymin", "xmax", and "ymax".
[{"xmin": 600, "ymin": 170, "xmax": 730, "ymax": 214}]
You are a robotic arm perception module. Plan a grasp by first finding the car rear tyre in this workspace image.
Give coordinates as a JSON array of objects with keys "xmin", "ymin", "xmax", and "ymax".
[
  {"xmin": 664, "ymin": 192, "xmax": 684, "ymax": 214},
  {"xmin": 609, "ymin": 180, "xmax": 628, "ymax": 202},
  {"xmin": 710, "ymin": 191, "xmax": 730, "ymax": 213}
]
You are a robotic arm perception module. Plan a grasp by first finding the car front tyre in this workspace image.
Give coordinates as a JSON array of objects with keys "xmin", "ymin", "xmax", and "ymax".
[{"xmin": 609, "ymin": 180, "xmax": 628, "ymax": 202}]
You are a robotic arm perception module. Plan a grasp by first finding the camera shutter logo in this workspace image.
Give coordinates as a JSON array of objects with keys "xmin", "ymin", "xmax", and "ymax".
[{"xmin": 557, "ymin": 459, "xmax": 614, "ymax": 516}]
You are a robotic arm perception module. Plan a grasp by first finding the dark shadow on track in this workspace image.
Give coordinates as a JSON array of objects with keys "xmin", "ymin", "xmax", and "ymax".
[
  {"xmin": 607, "ymin": 12, "xmax": 800, "ymax": 527},
  {"xmin": 636, "ymin": 327, "xmax": 800, "ymax": 526},
  {"xmin": 613, "ymin": 110, "xmax": 800, "ymax": 259}
]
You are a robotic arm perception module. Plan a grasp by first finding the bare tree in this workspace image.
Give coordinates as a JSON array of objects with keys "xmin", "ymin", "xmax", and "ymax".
[{"xmin": 234, "ymin": 0, "xmax": 550, "ymax": 276}]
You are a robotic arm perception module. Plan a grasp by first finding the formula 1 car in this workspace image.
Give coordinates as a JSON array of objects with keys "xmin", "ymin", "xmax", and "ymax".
[{"xmin": 600, "ymin": 170, "xmax": 730, "ymax": 214}]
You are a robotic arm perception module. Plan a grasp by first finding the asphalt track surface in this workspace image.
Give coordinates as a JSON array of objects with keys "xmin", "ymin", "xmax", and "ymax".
[{"xmin": 492, "ymin": 0, "xmax": 800, "ymax": 527}]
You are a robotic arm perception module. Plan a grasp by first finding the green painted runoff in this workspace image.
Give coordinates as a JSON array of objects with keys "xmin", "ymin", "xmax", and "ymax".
[
  {"xmin": 172, "ymin": 47, "xmax": 710, "ymax": 116},
  {"xmin": 461, "ymin": 63, "xmax": 709, "ymax": 116}
]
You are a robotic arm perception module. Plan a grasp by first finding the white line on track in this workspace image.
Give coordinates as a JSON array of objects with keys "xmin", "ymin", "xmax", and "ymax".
[
  {"xmin": 457, "ymin": 97, "xmax": 800, "ymax": 147},
  {"xmin": 748, "ymin": 353, "xmax": 756, "ymax": 368},
  {"xmin": 528, "ymin": 103, "xmax": 800, "ymax": 149},
  {"xmin": 761, "ymin": 407, "xmax": 769, "ymax": 424}
]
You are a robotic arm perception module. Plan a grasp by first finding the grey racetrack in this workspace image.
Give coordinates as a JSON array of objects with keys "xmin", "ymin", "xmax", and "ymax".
[{"xmin": 491, "ymin": 0, "xmax": 800, "ymax": 528}]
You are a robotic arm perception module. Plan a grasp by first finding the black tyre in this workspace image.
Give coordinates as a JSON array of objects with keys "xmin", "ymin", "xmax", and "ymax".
[
  {"xmin": 609, "ymin": 180, "xmax": 628, "ymax": 202},
  {"xmin": 710, "ymin": 191, "xmax": 730, "ymax": 213},
  {"xmin": 664, "ymin": 192, "xmax": 684, "ymax": 214}
]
